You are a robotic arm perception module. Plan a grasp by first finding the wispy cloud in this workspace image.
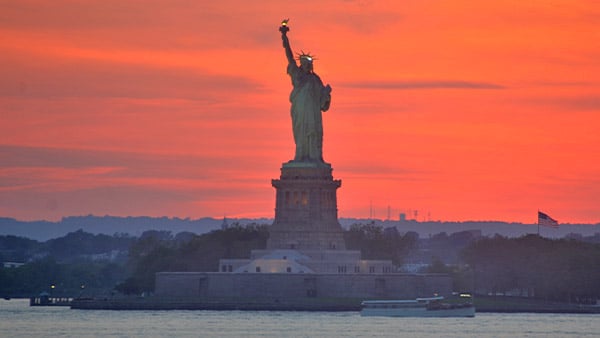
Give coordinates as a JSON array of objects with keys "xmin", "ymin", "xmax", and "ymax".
[
  {"xmin": 0, "ymin": 144, "xmax": 276, "ymax": 219},
  {"xmin": 0, "ymin": 145, "xmax": 273, "ymax": 180},
  {"xmin": 340, "ymin": 80, "xmax": 505, "ymax": 90},
  {"xmin": 542, "ymin": 96, "xmax": 600, "ymax": 112},
  {"xmin": 1, "ymin": 54, "xmax": 260, "ymax": 100}
]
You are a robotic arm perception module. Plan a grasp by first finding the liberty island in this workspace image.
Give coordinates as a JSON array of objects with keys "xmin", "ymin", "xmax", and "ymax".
[
  {"xmin": 147, "ymin": 20, "xmax": 450, "ymax": 309},
  {"xmin": 72, "ymin": 20, "xmax": 451, "ymax": 310}
]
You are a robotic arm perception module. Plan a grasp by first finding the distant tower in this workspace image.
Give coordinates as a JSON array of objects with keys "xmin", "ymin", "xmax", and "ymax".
[{"xmin": 221, "ymin": 217, "xmax": 229, "ymax": 230}]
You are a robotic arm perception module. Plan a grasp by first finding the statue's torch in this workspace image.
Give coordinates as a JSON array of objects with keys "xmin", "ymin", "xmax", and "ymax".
[{"xmin": 279, "ymin": 19, "xmax": 290, "ymax": 34}]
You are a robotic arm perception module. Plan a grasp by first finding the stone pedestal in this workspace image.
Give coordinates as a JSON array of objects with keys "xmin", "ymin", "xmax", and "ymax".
[{"xmin": 267, "ymin": 161, "xmax": 346, "ymax": 250}]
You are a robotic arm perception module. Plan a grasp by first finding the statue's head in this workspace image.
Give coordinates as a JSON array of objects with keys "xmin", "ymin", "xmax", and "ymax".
[{"xmin": 297, "ymin": 52, "xmax": 315, "ymax": 73}]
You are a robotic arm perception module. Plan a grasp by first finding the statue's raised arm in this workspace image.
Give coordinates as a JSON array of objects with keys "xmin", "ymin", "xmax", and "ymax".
[{"xmin": 279, "ymin": 19, "xmax": 296, "ymax": 66}]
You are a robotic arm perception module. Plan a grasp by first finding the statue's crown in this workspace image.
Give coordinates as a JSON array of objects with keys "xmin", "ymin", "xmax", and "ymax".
[{"xmin": 296, "ymin": 51, "xmax": 316, "ymax": 63}]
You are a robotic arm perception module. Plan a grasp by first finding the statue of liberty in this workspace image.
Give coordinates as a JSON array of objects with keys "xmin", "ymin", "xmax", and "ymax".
[{"xmin": 279, "ymin": 20, "xmax": 332, "ymax": 164}]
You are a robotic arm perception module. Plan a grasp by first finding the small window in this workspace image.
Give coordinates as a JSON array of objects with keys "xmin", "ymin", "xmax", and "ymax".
[
  {"xmin": 221, "ymin": 265, "xmax": 227, "ymax": 272},
  {"xmin": 301, "ymin": 191, "xmax": 308, "ymax": 205},
  {"xmin": 256, "ymin": 266, "xmax": 261, "ymax": 273},
  {"xmin": 286, "ymin": 267, "xmax": 292, "ymax": 273},
  {"xmin": 228, "ymin": 265, "xmax": 233, "ymax": 272}
]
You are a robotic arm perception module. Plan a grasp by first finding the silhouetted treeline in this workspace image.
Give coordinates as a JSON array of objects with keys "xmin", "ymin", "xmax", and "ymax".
[
  {"xmin": 0, "ymin": 216, "xmax": 256, "ymax": 241},
  {"xmin": 0, "ymin": 230, "xmax": 134, "ymax": 298},
  {"xmin": 115, "ymin": 223, "xmax": 269, "ymax": 294},
  {"xmin": 344, "ymin": 222, "xmax": 418, "ymax": 266},
  {"xmin": 0, "ymin": 235, "xmax": 39, "ymax": 262},
  {"xmin": 0, "ymin": 256, "xmax": 127, "ymax": 298},
  {"xmin": 0, "ymin": 226, "xmax": 270, "ymax": 297},
  {"xmin": 0, "ymin": 230, "xmax": 133, "ymax": 264},
  {"xmin": 462, "ymin": 235, "xmax": 600, "ymax": 303},
  {"xmin": 44, "ymin": 230, "xmax": 132, "ymax": 262},
  {"xmin": 2, "ymin": 225, "xmax": 600, "ymax": 303}
]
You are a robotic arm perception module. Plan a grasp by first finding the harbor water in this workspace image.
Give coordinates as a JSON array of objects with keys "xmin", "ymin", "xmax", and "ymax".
[{"xmin": 1, "ymin": 299, "xmax": 599, "ymax": 337}]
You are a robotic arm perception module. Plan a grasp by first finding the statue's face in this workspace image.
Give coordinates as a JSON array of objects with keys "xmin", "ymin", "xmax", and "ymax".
[{"xmin": 300, "ymin": 59, "xmax": 313, "ymax": 73}]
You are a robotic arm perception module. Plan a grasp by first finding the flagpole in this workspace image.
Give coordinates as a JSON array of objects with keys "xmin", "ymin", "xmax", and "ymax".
[{"xmin": 537, "ymin": 209, "xmax": 540, "ymax": 236}]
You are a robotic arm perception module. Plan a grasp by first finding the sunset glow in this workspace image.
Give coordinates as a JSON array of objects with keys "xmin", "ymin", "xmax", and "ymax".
[{"xmin": 1, "ymin": 1, "xmax": 599, "ymax": 223}]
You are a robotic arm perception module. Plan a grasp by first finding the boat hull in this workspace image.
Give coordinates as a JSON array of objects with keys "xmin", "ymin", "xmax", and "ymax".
[
  {"xmin": 360, "ymin": 297, "xmax": 475, "ymax": 317},
  {"xmin": 361, "ymin": 305, "xmax": 475, "ymax": 317}
]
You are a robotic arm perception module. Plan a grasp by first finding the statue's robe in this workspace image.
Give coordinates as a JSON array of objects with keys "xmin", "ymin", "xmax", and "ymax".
[{"xmin": 287, "ymin": 63, "xmax": 331, "ymax": 162}]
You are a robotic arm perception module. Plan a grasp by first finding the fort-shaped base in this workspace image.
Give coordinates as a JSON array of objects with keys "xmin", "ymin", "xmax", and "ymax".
[{"xmin": 268, "ymin": 163, "xmax": 346, "ymax": 250}]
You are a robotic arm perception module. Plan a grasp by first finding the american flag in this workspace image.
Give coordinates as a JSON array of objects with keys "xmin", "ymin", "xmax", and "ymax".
[{"xmin": 538, "ymin": 211, "xmax": 558, "ymax": 227}]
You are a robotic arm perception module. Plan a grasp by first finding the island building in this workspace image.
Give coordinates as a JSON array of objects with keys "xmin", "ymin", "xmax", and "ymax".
[{"xmin": 153, "ymin": 21, "xmax": 450, "ymax": 305}]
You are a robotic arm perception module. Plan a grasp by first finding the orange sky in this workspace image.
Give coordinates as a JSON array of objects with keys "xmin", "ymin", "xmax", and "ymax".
[{"xmin": 1, "ymin": 0, "xmax": 599, "ymax": 223}]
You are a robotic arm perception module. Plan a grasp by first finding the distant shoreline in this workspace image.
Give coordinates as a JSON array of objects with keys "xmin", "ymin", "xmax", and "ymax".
[
  {"xmin": 66, "ymin": 296, "xmax": 600, "ymax": 314},
  {"xmin": 2, "ymin": 215, "xmax": 599, "ymax": 241}
]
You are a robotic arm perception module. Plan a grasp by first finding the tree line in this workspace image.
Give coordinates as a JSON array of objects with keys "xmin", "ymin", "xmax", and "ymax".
[
  {"xmin": 461, "ymin": 234, "xmax": 600, "ymax": 303},
  {"xmin": 1, "ymin": 224, "xmax": 599, "ymax": 304}
]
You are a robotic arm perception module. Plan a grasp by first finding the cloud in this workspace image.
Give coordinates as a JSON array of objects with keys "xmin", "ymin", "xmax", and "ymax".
[
  {"xmin": 326, "ymin": 9, "xmax": 402, "ymax": 35},
  {"xmin": 0, "ymin": 1, "xmax": 168, "ymax": 31},
  {"xmin": 542, "ymin": 96, "xmax": 600, "ymax": 112},
  {"xmin": 0, "ymin": 145, "xmax": 279, "ymax": 198},
  {"xmin": 0, "ymin": 143, "xmax": 279, "ymax": 220},
  {"xmin": 0, "ymin": 1, "xmax": 295, "ymax": 50},
  {"xmin": 339, "ymin": 80, "xmax": 505, "ymax": 90},
  {"xmin": 0, "ymin": 144, "xmax": 271, "ymax": 180},
  {"xmin": 531, "ymin": 81, "xmax": 596, "ymax": 87},
  {"xmin": 1, "ymin": 53, "xmax": 261, "ymax": 100}
]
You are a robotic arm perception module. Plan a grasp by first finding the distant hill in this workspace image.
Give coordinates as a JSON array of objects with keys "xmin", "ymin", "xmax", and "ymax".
[
  {"xmin": 340, "ymin": 218, "xmax": 600, "ymax": 239},
  {"xmin": 1, "ymin": 215, "xmax": 598, "ymax": 241},
  {"xmin": 0, "ymin": 216, "xmax": 265, "ymax": 241}
]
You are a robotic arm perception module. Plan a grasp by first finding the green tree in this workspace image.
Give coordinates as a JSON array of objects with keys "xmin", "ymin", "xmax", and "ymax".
[
  {"xmin": 344, "ymin": 222, "xmax": 417, "ymax": 266},
  {"xmin": 116, "ymin": 225, "xmax": 269, "ymax": 294},
  {"xmin": 461, "ymin": 235, "xmax": 600, "ymax": 302}
]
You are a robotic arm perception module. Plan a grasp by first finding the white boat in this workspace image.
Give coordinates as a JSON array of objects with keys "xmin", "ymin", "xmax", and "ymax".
[{"xmin": 360, "ymin": 296, "xmax": 475, "ymax": 317}]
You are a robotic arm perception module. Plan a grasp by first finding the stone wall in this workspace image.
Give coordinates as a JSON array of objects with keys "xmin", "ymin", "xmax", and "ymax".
[{"xmin": 155, "ymin": 272, "xmax": 452, "ymax": 300}]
